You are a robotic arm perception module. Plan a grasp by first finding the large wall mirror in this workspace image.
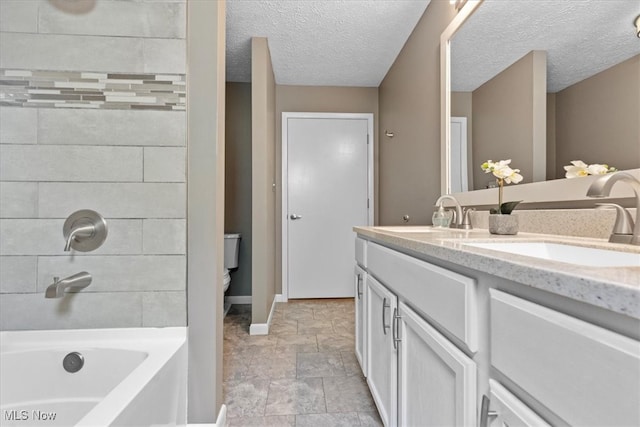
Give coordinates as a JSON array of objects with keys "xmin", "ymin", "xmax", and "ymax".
[{"xmin": 441, "ymin": 0, "xmax": 640, "ymax": 206}]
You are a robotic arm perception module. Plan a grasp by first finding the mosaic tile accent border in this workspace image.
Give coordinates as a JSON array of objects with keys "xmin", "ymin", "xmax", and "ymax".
[{"xmin": 0, "ymin": 69, "xmax": 185, "ymax": 111}]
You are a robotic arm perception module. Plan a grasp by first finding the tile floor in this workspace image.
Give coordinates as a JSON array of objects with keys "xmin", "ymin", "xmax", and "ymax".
[{"xmin": 223, "ymin": 299, "xmax": 383, "ymax": 427}]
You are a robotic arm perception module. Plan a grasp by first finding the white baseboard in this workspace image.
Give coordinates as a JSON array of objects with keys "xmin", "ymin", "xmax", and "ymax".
[
  {"xmin": 249, "ymin": 322, "xmax": 268, "ymax": 335},
  {"xmin": 215, "ymin": 404, "xmax": 226, "ymax": 427},
  {"xmin": 225, "ymin": 295, "xmax": 251, "ymax": 304},
  {"xmin": 249, "ymin": 295, "xmax": 278, "ymax": 335},
  {"xmin": 275, "ymin": 293, "xmax": 287, "ymax": 303}
]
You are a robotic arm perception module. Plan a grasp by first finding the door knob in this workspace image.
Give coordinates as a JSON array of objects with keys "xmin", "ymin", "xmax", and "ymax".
[{"xmin": 290, "ymin": 214, "xmax": 303, "ymax": 220}]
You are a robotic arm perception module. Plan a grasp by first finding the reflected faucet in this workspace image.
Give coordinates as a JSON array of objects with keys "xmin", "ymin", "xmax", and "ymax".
[
  {"xmin": 587, "ymin": 172, "xmax": 640, "ymax": 245},
  {"xmin": 45, "ymin": 272, "xmax": 92, "ymax": 298}
]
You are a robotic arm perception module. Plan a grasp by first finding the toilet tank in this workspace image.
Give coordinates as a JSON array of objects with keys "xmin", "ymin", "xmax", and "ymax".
[{"xmin": 224, "ymin": 233, "xmax": 241, "ymax": 269}]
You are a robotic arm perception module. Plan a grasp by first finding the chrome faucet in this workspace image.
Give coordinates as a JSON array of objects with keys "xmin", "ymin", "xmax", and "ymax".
[
  {"xmin": 587, "ymin": 172, "xmax": 640, "ymax": 245},
  {"xmin": 435, "ymin": 194, "xmax": 473, "ymax": 229},
  {"xmin": 45, "ymin": 272, "xmax": 92, "ymax": 298},
  {"xmin": 64, "ymin": 224, "xmax": 95, "ymax": 251}
]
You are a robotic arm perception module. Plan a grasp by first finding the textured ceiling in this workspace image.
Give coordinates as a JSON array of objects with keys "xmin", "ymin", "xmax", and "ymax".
[
  {"xmin": 451, "ymin": 0, "xmax": 640, "ymax": 93},
  {"xmin": 226, "ymin": 0, "xmax": 431, "ymax": 87}
]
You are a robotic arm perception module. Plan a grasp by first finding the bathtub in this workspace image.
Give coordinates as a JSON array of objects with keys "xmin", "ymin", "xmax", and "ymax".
[{"xmin": 0, "ymin": 327, "xmax": 187, "ymax": 427}]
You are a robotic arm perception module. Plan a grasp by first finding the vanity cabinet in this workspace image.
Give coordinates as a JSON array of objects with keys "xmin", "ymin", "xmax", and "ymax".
[
  {"xmin": 397, "ymin": 301, "xmax": 476, "ymax": 426},
  {"xmin": 354, "ymin": 264, "xmax": 367, "ymax": 375},
  {"xmin": 355, "ymin": 234, "xmax": 640, "ymax": 427},
  {"xmin": 361, "ymin": 241, "xmax": 478, "ymax": 427},
  {"xmin": 355, "ymin": 237, "xmax": 368, "ymax": 376},
  {"xmin": 365, "ymin": 275, "xmax": 398, "ymax": 426},
  {"xmin": 484, "ymin": 379, "xmax": 550, "ymax": 427},
  {"xmin": 490, "ymin": 289, "xmax": 640, "ymax": 427}
]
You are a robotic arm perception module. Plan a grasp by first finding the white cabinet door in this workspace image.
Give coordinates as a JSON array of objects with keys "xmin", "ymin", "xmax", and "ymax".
[
  {"xmin": 354, "ymin": 265, "xmax": 367, "ymax": 376},
  {"xmin": 397, "ymin": 301, "xmax": 477, "ymax": 427},
  {"xmin": 485, "ymin": 380, "xmax": 550, "ymax": 427},
  {"xmin": 366, "ymin": 275, "xmax": 397, "ymax": 427}
]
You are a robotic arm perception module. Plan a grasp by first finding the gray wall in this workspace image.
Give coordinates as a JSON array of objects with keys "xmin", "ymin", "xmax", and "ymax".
[
  {"xmin": 251, "ymin": 37, "xmax": 276, "ymax": 324},
  {"xmin": 555, "ymin": 54, "xmax": 640, "ymax": 177},
  {"xmin": 471, "ymin": 50, "xmax": 547, "ymax": 189},
  {"xmin": 225, "ymin": 82, "xmax": 252, "ymax": 297},
  {"xmin": 0, "ymin": 0, "xmax": 187, "ymax": 330},
  {"xmin": 378, "ymin": 0, "xmax": 457, "ymax": 225},
  {"xmin": 187, "ymin": 0, "xmax": 226, "ymax": 418}
]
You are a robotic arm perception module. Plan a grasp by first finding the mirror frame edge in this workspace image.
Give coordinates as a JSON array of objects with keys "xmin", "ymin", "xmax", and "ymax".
[
  {"xmin": 439, "ymin": 0, "xmax": 639, "ymax": 205},
  {"xmin": 440, "ymin": 0, "xmax": 484, "ymax": 196}
]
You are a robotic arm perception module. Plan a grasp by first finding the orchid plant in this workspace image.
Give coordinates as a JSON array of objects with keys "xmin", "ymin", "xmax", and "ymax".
[
  {"xmin": 481, "ymin": 159, "xmax": 523, "ymax": 214},
  {"xmin": 564, "ymin": 160, "xmax": 617, "ymax": 178}
]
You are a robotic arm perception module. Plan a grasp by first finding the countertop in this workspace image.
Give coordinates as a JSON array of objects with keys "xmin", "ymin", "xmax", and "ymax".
[{"xmin": 354, "ymin": 226, "xmax": 640, "ymax": 320}]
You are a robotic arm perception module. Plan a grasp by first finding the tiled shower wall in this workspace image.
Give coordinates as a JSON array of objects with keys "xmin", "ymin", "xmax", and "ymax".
[{"xmin": 0, "ymin": 0, "xmax": 187, "ymax": 330}]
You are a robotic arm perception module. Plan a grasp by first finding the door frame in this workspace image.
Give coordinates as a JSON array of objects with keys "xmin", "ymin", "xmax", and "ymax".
[{"xmin": 281, "ymin": 112, "xmax": 374, "ymax": 301}]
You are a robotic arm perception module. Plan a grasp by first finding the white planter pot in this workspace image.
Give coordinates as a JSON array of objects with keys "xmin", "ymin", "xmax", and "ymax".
[{"xmin": 489, "ymin": 214, "xmax": 519, "ymax": 235}]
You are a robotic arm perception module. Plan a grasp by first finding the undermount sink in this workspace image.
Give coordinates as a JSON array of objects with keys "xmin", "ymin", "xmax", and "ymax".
[
  {"xmin": 463, "ymin": 242, "xmax": 640, "ymax": 267},
  {"xmin": 375, "ymin": 226, "xmax": 449, "ymax": 233}
]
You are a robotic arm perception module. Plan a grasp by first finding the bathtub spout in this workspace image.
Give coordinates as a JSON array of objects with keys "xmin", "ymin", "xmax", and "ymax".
[{"xmin": 45, "ymin": 272, "xmax": 92, "ymax": 298}]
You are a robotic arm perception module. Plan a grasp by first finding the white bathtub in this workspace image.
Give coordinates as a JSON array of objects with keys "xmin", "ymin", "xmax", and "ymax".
[{"xmin": 0, "ymin": 327, "xmax": 187, "ymax": 427}]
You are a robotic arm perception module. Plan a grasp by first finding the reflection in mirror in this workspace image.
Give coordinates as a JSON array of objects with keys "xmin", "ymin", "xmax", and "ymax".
[{"xmin": 450, "ymin": 0, "xmax": 640, "ymax": 192}]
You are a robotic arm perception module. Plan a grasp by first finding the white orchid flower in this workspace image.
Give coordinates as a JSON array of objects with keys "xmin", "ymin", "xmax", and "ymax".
[
  {"xmin": 564, "ymin": 160, "xmax": 589, "ymax": 178},
  {"xmin": 480, "ymin": 159, "xmax": 523, "ymax": 214},
  {"xmin": 504, "ymin": 168, "xmax": 523, "ymax": 184},
  {"xmin": 482, "ymin": 159, "xmax": 516, "ymax": 180},
  {"xmin": 587, "ymin": 163, "xmax": 609, "ymax": 175}
]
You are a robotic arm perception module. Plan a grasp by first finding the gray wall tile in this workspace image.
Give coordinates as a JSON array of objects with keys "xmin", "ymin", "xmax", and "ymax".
[
  {"xmin": 143, "ymin": 219, "xmax": 186, "ymax": 254},
  {"xmin": 37, "ymin": 255, "xmax": 185, "ymax": 292},
  {"xmin": 0, "ymin": 256, "xmax": 37, "ymax": 293},
  {"xmin": 0, "ymin": 219, "xmax": 142, "ymax": 256},
  {"xmin": 0, "ymin": 145, "xmax": 143, "ymax": 182},
  {"xmin": 142, "ymin": 291, "xmax": 187, "ymax": 326},
  {"xmin": 39, "ymin": 1, "xmax": 186, "ymax": 39},
  {"xmin": 38, "ymin": 183, "xmax": 186, "ymax": 219},
  {"xmin": 0, "ymin": 182, "xmax": 38, "ymax": 218},
  {"xmin": 144, "ymin": 39, "xmax": 186, "ymax": 74},
  {"xmin": 0, "ymin": 108, "xmax": 37, "ymax": 145},
  {"xmin": 144, "ymin": 147, "xmax": 186, "ymax": 182},
  {"xmin": 0, "ymin": 0, "xmax": 188, "ymax": 331},
  {"xmin": 0, "ymin": 1, "xmax": 39, "ymax": 33},
  {"xmin": 0, "ymin": 292, "xmax": 143, "ymax": 330},
  {"xmin": 0, "ymin": 33, "xmax": 144, "ymax": 72},
  {"xmin": 39, "ymin": 109, "xmax": 186, "ymax": 146}
]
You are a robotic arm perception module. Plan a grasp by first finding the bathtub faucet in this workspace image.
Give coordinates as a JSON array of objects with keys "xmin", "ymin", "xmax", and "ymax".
[{"xmin": 45, "ymin": 272, "xmax": 92, "ymax": 298}]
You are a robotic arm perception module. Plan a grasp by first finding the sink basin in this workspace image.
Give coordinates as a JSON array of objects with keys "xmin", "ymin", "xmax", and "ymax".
[
  {"xmin": 463, "ymin": 242, "xmax": 640, "ymax": 267},
  {"xmin": 375, "ymin": 226, "xmax": 449, "ymax": 233}
]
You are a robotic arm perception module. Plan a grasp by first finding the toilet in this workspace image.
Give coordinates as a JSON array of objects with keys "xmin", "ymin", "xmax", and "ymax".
[{"xmin": 223, "ymin": 232, "xmax": 241, "ymax": 297}]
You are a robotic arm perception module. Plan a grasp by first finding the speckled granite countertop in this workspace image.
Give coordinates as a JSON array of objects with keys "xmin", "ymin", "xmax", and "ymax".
[{"xmin": 354, "ymin": 226, "xmax": 640, "ymax": 320}]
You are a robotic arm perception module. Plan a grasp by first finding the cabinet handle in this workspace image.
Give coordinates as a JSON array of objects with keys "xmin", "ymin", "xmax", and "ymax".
[
  {"xmin": 382, "ymin": 298, "xmax": 390, "ymax": 335},
  {"xmin": 479, "ymin": 395, "xmax": 498, "ymax": 427},
  {"xmin": 357, "ymin": 274, "xmax": 363, "ymax": 300},
  {"xmin": 392, "ymin": 307, "xmax": 401, "ymax": 350}
]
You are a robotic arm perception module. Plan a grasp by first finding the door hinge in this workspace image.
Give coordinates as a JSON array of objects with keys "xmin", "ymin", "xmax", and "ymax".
[
  {"xmin": 367, "ymin": 198, "xmax": 370, "ymax": 208},
  {"xmin": 367, "ymin": 134, "xmax": 370, "ymax": 145}
]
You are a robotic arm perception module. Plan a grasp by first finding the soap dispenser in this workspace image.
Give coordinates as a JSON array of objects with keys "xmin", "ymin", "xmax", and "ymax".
[{"xmin": 432, "ymin": 205, "xmax": 452, "ymax": 228}]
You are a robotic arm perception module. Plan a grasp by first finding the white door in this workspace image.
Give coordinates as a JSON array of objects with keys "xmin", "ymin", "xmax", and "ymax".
[
  {"xmin": 366, "ymin": 276, "xmax": 397, "ymax": 427},
  {"xmin": 284, "ymin": 114, "xmax": 371, "ymax": 299},
  {"xmin": 397, "ymin": 301, "xmax": 477, "ymax": 427},
  {"xmin": 450, "ymin": 117, "xmax": 468, "ymax": 193}
]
